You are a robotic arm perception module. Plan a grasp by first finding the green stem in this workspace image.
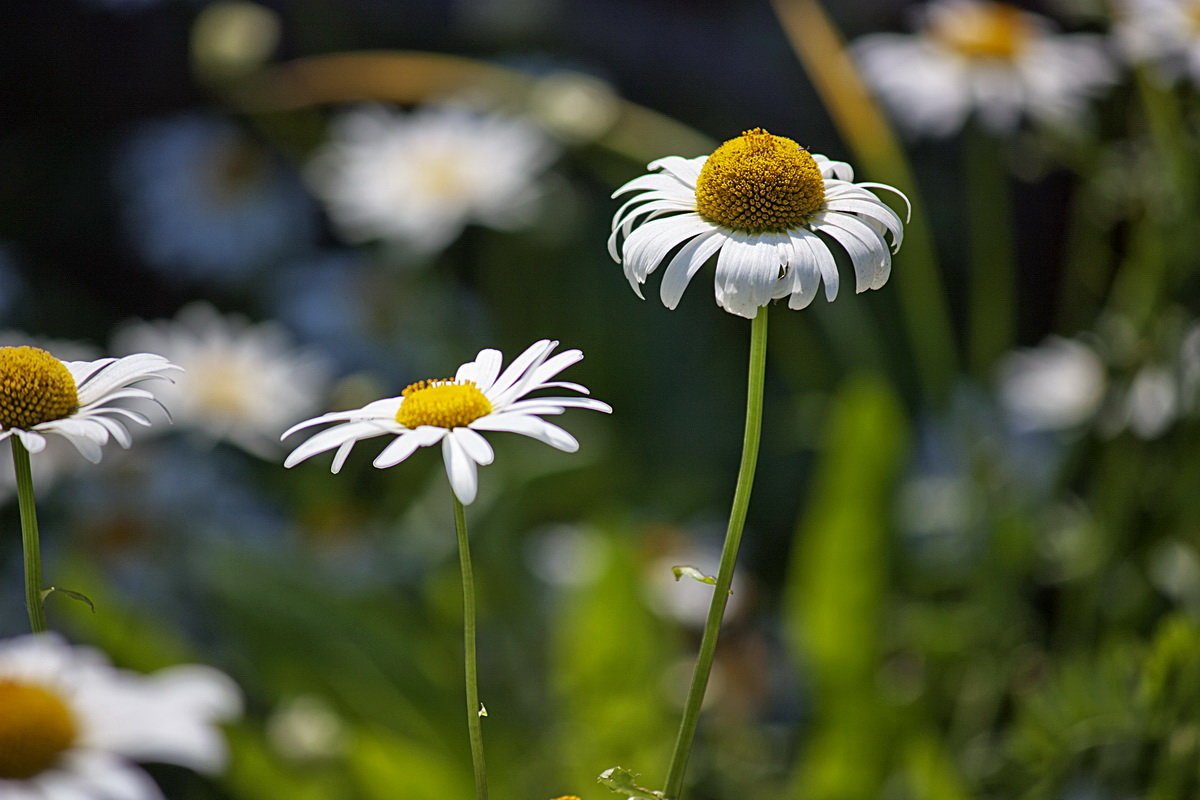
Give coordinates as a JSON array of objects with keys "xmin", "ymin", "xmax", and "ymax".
[
  {"xmin": 662, "ymin": 309, "xmax": 768, "ymax": 800},
  {"xmin": 965, "ymin": 124, "xmax": 1016, "ymax": 378},
  {"xmin": 453, "ymin": 496, "xmax": 488, "ymax": 800},
  {"xmin": 12, "ymin": 439, "xmax": 46, "ymax": 633}
]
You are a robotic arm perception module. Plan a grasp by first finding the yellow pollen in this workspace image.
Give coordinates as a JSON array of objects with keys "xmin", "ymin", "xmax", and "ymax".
[
  {"xmin": 0, "ymin": 346, "xmax": 79, "ymax": 431},
  {"xmin": 930, "ymin": 2, "xmax": 1032, "ymax": 60},
  {"xmin": 0, "ymin": 680, "xmax": 79, "ymax": 780},
  {"xmin": 395, "ymin": 379, "xmax": 492, "ymax": 430},
  {"xmin": 549, "ymin": 797, "xmax": 584, "ymax": 800},
  {"xmin": 694, "ymin": 128, "xmax": 826, "ymax": 233}
]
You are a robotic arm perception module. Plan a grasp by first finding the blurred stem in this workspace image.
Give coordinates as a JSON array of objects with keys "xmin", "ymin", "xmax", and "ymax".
[
  {"xmin": 965, "ymin": 125, "xmax": 1016, "ymax": 377},
  {"xmin": 663, "ymin": 309, "xmax": 767, "ymax": 800},
  {"xmin": 770, "ymin": 0, "xmax": 958, "ymax": 403},
  {"xmin": 452, "ymin": 496, "xmax": 488, "ymax": 800},
  {"xmin": 12, "ymin": 440, "xmax": 47, "ymax": 633}
]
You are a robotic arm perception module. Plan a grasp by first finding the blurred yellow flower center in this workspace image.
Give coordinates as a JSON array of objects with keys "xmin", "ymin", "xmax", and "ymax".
[
  {"xmin": 694, "ymin": 128, "xmax": 825, "ymax": 233},
  {"xmin": 549, "ymin": 796, "xmax": 583, "ymax": 800},
  {"xmin": 0, "ymin": 346, "xmax": 79, "ymax": 430},
  {"xmin": 0, "ymin": 680, "xmax": 78, "ymax": 780},
  {"xmin": 395, "ymin": 379, "xmax": 492, "ymax": 429},
  {"xmin": 931, "ymin": 2, "xmax": 1032, "ymax": 60}
]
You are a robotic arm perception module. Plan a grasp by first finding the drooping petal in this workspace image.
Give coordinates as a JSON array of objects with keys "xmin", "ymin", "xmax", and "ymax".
[
  {"xmin": 372, "ymin": 426, "xmax": 446, "ymax": 468},
  {"xmin": 442, "ymin": 435, "xmax": 479, "ymax": 505}
]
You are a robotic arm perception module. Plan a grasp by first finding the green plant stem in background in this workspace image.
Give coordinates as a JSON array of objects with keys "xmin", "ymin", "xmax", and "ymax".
[
  {"xmin": 662, "ymin": 309, "xmax": 768, "ymax": 800},
  {"xmin": 453, "ymin": 496, "xmax": 489, "ymax": 800},
  {"xmin": 965, "ymin": 124, "xmax": 1016, "ymax": 378},
  {"xmin": 12, "ymin": 439, "xmax": 47, "ymax": 633}
]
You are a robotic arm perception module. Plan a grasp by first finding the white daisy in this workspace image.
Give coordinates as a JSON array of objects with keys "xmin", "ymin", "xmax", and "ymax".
[
  {"xmin": 283, "ymin": 340, "xmax": 610, "ymax": 505},
  {"xmin": 0, "ymin": 633, "xmax": 240, "ymax": 800},
  {"xmin": 997, "ymin": 336, "xmax": 1106, "ymax": 432},
  {"xmin": 608, "ymin": 127, "xmax": 908, "ymax": 319},
  {"xmin": 0, "ymin": 346, "xmax": 178, "ymax": 463},
  {"xmin": 1114, "ymin": 0, "xmax": 1200, "ymax": 85},
  {"xmin": 113, "ymin": 302, "xmax": 331, "ymax": 459},
  {"xmin": 306, "ymin": 104, "xmax": 556, "ymax": 254},
  {"xmin": 853, "ymin": 0, "xmax": 1115, "ymax": 137}
]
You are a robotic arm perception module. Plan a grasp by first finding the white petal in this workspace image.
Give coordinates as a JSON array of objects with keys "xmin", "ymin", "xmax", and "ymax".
[
  {"xmin": 452, "ymin": 427, "xmax": 494, "ymax": 465},
  {"xmin": 283, "ymin": 421, "xmax": 389, "ymax": 469},
  {"xmin": 372, "ymin": 427, "xmax": 446, "ymax": 468},
  {"xmin": 659, "ymin": 230, "xmax": 725, "ymax": 309},
  {"xmin": 470, "ymin": 412, "xmax": 579, "ymax": 452},
  {"xmin": 442, "ymin": 435, "xmax": 478, "ymax": 505}
]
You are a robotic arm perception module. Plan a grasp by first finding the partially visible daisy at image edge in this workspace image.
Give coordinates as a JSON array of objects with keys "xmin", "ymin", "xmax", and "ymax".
[
  {"xmin": 609, "ymin": 127, "xmax": 908, "ymax": 318},
  {"xmin": 0, "ymin": 346, "xmax": 179, "ymax": 462},
  {"xmin": 306, "ymin": 104, "xmax": 556, "ymax": 255},
  {"xmin": 282, "ymin": 340, "xmax": 610, "ymax": 504},
  {"xmin": 1113, "ymin": 0, "xmax": 1200, "ymax": 85},
  {"xmin": 113, "ymin": 302, "xmax": 331, "ymax": 459},
  {"xmin": 852, "ymin": 0, "xmax": 1115, "ymax": 137},
  {"xmin": 0, "ymin": 633, "xmax": 240, "ymax": 800}
]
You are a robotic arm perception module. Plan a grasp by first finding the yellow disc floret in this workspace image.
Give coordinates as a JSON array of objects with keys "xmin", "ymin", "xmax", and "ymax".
[
  {"xmin": 0, "ymin": 346, "xmax": 79, "ymax": 431},
  {"xmin": 395, "ymin": 379, "xmax": 493, "ymax": 430},
  {"xmin": 930, "ymin": 1, "xmax": 1032, "ymax": 60},
  {"xmin": 0, "ymin": 680, "xmax": 79, "ymax": 780},
  {"xmin": 694, "ymin": 128, "xmax": 826, "ymax": 233}
]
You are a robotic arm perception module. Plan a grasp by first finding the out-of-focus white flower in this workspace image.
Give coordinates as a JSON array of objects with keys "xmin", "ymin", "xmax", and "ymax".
[
  {"xmin": 644, "ymin": 547, "xmax": 746, "ymax": 628},
  {"xmin": 306, "ymin": 105, "xmax": 556, "ymax": 254},
  {"xmin": 266, "ymin": 695, "xmax": 346, "ymax": 763},
  {"xmin": 853, "ymin": 0, "xmax": 1115, "ymax": 137},
  {"xmin": 1114, "ymin": 0, "xmax": 1200, "ymax": 84},
  {"xmin": 283, "ymin": 340, "xmax": 610, "ymax": 505},
  {"xmin": 528, "ymin": 72, "xmax": 620, "ymax": 143},
  {"xmin": 0, "ymin": 633, "xmax": 241, "ymax": 800},
  {"xmin": 1122, "ymin": 365, "xmax": 1178, "ymax": 439},
  {"xmin": 998, "ymin": 337, "xmax": 1106, "ymax": 431},
  {"xmin": 114, "ymin": 114, "xmax": 313, "ymax": 283},
  {"xmin": 610, "ymin": 128, "xmax": 907, "ymax": 318},
  {"xmin": 113, "ymin": 302, "xmax": 331, "ymax": 459}
]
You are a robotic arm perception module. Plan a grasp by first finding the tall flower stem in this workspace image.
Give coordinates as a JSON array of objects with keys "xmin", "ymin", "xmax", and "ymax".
[
  {"xmin": 663, "ymin": 309, "xmax": 768, "ymax": 800},
  {"xmin": 452, "ymin": 495, "xmax": 489, "ymax": 800},
  {"xmin": 12, "ymin": 439, "xmax": 47, "ymax": 633}
]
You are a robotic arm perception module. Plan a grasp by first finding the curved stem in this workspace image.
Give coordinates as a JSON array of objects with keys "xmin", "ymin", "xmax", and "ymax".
[
  {"xmin": 12, "ymin": 439, "xmax": 46, "ymax": 633},
  {"xmin": 662, "ymin": 309, "xmax": 768, "ymax": 800},
  {"xmin": 453, "ymin": 496, "xmax": 489, "ymax": 800}
]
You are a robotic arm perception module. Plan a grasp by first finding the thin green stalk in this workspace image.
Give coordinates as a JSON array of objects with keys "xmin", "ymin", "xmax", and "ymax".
[
  {"xmin": 662, "ymin": 309, "xmax": 768, "ymax": 800},
  {"xmin": 12, "ymin": 439, "xmax": 46, "ymax": 633},
  {"xmin": 453, "ymin": 495, "xmax": 488, "ymax": 800},
  {"xmin": 965, "ymin": 124, "xmax": 1016, "ymax": 378}
]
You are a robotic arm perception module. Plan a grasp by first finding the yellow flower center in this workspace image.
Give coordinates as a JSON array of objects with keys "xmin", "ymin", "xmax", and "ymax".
[
  {"xmin": 0, "ymin": 346, "xmax": 79, "ymax": 431},
  {"xmin": 0, "ymin": 680, "xmax": 79, "ymax": 780},
  {"xmin": 549, "ymin": 797, "xmax": 583, "ymax": 800},
  {"xmin": 694, "ymin": 128, "xmax": 826, "ymax": 233},
  {"xmin": 394, "ymin": 379, "xmax": 493, "ymax": 429},
  {"xmin": 930, "ymin": 1, "xmax": 1032, "ymax": 60}
]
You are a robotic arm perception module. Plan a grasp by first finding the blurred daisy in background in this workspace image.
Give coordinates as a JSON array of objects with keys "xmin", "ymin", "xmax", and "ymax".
[
  {"xmin": 853, "ymin": 0, "xmax": 1115, "ymax": 137},
  {"xmin": 610, "ymin": 128, "xmax": 906, "ymax": 318},
  {"xmin": 284, "ymin": 339, "xmax": 610, "ymax": 505},
  {"xmin": 997, "ymin": 336, "xmax": 1106, "ymax": 432},
  {"xmin": 306, "ymin": 104, "xmax": 556, "ymax": 255},
  {"xmin": 0, "ymin": 633, "xmax": 240, "ymax": 800},
  {"xmin": 1114, "ymin": 0, "xmax": 1200, "ymax": 84},
  {"xmin": 114, "ymin": 114, "xmax": 314, "ymax": 284},
  {"xmin": 114, "ymin": 302, "xmax": 332, "ymax": 459}
]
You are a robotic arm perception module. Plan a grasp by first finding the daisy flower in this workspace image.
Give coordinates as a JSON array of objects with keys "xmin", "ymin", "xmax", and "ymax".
[
  {"xmin": 0, "ymin": 346, "xmax": 178, "ymax": 463},
  {"xmin": 608, "ymin": 127, "xmax": 907, "ymax": 318},
  {"xmin": 113, "ymin": 302, "xmax": 331, "ymax": 459},
  {"xmin": 0, "ymin": 633, "xmax": 240, "ymax": 800},
  {"xmin": 306, "ymin": 104, "xmax": 556, "ymax": 254},
  {"xmin": 997, "ymin": 336, "xmax": 1106, "ymax": 432},
  {"xmin": 852, "ymin": 0, "xmax": 1115, "ymax": 137},
  {"xmin": 1114, "ymin": 0, "xmax": 1200, "ymax": 85},
  {"xmin": 283, "ymin": 339, "xmax": 610, "ymax": 504}
]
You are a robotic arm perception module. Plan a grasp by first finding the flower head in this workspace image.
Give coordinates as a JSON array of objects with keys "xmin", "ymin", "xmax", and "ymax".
[
  {"xmin": 0, "ymin": 346, "xmax": 178, "ymax": 462},
  {"xmin": 1115, "ymin": 0, "xmax": 1200, "ymax": 85},
  {"xmin": 113, "ymin": 302, "xmax": 331, "ymax": 459},
  {"xmin": 853, "ymin": 0, "xmax": 1115, "ymax": 137},
  {"xmin": 609, "ymin": 128, "xmax": 907, "ymax": 318},
  {"xmin": 306, "ymin": 105, "xmax": 556, "ymax": 254},
  {"xmin": 283, "ymin": 340, "xmax": 610, "ymax": 504},
  {"xmin": 0, "ymin": 633, "xmax": 241, "ymax": 799}
]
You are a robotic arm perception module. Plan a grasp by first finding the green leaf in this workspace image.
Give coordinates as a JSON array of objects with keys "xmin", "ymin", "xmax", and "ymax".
[
  {"xmin": 597, "ymin": 766, "xmax": 663, "ymax": 799},
  {"xmin": 41, "ymin": 586, "xmax": 96, "ymax": 613},
  {"xmin": 670, "ymin": 565, "xmax": 727, "ymax": 592}
]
